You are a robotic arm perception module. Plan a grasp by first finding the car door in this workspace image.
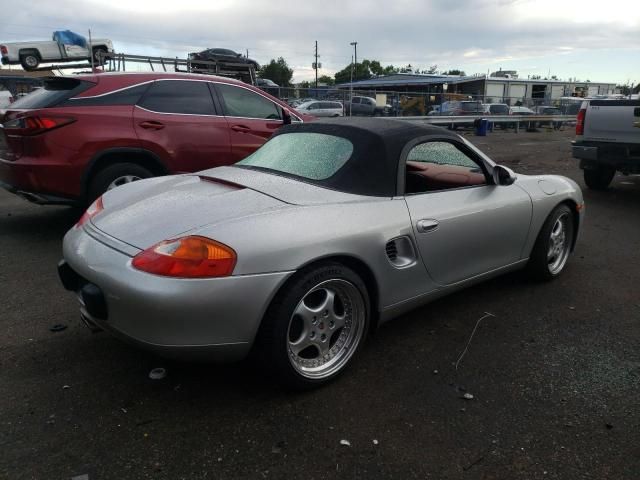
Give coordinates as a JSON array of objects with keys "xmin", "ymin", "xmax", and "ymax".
[
  {"xmin": 213, "ymin": 82, "xmax": 285, "ymax": 162},
  {"xmin": 134, "ymin": 79, "xmax": 233, "ymax": 173},
  {"xmin": 403, "ymin": 139, "xmax": 532, "ymax": 286}
]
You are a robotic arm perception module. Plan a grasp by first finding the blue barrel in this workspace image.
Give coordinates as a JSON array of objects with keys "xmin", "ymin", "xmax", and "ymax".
[{"xmin": 475, "ymin": 118, "xmax": 489, "ymax": 136}]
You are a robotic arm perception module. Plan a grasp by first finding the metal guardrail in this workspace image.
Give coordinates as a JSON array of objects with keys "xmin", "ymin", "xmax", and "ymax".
[{"xmin": 400, "ymin": 114, "xmax": 576, "ymax": 125}]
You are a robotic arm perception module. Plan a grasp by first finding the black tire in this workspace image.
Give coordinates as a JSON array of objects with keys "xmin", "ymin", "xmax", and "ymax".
[
  {"xmin": 20, "ymin": 53, "xmax": 40, "ymax": 71},
  {"xmin": 254, "ymin": 262, "xmax": 370, "ymax": 390},
  {"xmin": 87, "ymin": 163, "xmax": 153, "ymax": 203},
  {"xmin": 526, "ymin": 204, "xmax": 574, "ymax": 281},
  {"xmin": 583, "ymin": 166, "xmax": 615, "ymax": 190},
  {"xmin": 92, "ymin": 47, "xmax": 108, "ymax": 66}
]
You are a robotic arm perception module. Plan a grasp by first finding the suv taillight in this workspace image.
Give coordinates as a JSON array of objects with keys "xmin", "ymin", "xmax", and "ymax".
[
  {"xmin": 0, "ymin": 46, "xmax": 7, "ymax": 55},
  {"xmin": 3, "ymin": 115, "xmax": 76, "ymax": 136},
  {"xmin": 576, "ymin": 108, "xmax": 586, "ymax": 136}
]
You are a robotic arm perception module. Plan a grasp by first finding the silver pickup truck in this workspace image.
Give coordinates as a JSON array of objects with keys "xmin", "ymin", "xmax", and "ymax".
[
  {"xmin": 572, "ymin": 99, "xmax": 640, "ymax": 189},
  {"xmin": 1, "ymin": 35, "xmax": 113, "ymax": 71}
]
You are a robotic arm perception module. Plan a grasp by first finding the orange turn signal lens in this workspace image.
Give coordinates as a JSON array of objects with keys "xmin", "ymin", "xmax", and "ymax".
[{"xmin": 132, "ymin": 236, "xmax": 236, "ymax": 278}]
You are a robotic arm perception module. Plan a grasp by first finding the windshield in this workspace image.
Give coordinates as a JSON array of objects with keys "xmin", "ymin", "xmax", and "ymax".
[
  {"xmin": 237, "ymin": 132, "xmax": 354, "ymax": 180},
  {"xmin": 461, "ymin": 102, "xmax": 482, "ymax": 111},
  {"xmin": 490, "ymin": 104, "xmax": 509, "ymax": 114}
]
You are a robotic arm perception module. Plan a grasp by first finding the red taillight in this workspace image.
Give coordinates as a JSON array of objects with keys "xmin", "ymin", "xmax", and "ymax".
[
  {"xmin": 75, "ymin": 196, "xmax": 104, "ymax": 228},
  {"xmin": 3, "ymin": 115, "xmax": 76, "ymax": 136},
  {"xmin": 0, "ymin": 46, "xmax": 7, "ymax": 55},
  {"xmin": 132, "ymin": 236, "xmax": 237, "ymax": 278},
  {"xmin": 576, "ymin": 108, "xmax": 586, "ymax": 136}
]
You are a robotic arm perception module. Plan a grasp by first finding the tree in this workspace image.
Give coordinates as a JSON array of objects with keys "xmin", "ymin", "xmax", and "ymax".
[
  {"xmin": 258, "ymin": 57, "xmax": 293, "ymax": 87},
  {"xmin": 443, "ymin": 69, "xmax": 466, "ymax": 76},
  {"xmin": 317, "ymin": 75, "xmax": 335, "ymax": 86},
  {"xmin": 426, "ymin": 64, "xmax": 438, "ymax": 74},
  {"xmin": 399, "ymin": 64, "xmax": 413, "ymax": 73},
  {"xmin": 298, "ymin": 80, "xmax": 311, "ymax": 89},
  {"xmin": 333, "ymin": 59, "xmax": 400, "ymax": 84}
]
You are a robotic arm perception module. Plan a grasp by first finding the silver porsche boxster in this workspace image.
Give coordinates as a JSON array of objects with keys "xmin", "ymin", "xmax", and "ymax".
[{"xmin": 59, "ymin": 118, "xmax": 584, "ymax": 389}]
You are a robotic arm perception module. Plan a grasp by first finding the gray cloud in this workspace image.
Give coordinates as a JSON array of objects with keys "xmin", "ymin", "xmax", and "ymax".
[{"xmin": 3, "ymin": 0, "xmax": 639, "ymax": 82}]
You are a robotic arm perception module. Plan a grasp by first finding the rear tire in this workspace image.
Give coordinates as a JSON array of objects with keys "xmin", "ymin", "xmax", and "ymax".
[
  {"xmin": 20, "ymin": 53, "xmax": 40, "ymax": 71},
  {"xmin": 87, "ymin": 163, "xmax": 153, "ymax": 203},
  {"xmin": 254, "ymin": 262, "xmax": 370, "ymax": 390},
  {"xmin": 583, "ymin": 166, "xmax": 615, "ymax": 190},
  {"xmin": 92, "ymin": 47, "xmax": 108, "ymax": 66},
  {"xmin": 526, "ymin": 204, "xmax": 574, "ymax": 281}
]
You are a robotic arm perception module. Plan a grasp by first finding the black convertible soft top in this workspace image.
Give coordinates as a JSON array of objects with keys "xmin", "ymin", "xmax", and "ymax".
[{"xmin": 273, "ymin": 117, "xmax": 458, "ymax": 197}]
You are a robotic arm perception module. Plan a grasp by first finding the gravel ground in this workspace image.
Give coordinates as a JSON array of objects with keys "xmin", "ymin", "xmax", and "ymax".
[{"xmin": 0, "ymin": 128, "xmax": 638, "ymax": 480}]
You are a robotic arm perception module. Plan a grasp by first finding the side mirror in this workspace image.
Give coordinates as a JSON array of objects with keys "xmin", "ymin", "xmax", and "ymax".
[
  {"xmin": 493, "ymin": 165, "xmax": 517, "ymax": 186},
  {"xmin": 282, "ymin": 108, "xmax": 292, "ymax": 125}
]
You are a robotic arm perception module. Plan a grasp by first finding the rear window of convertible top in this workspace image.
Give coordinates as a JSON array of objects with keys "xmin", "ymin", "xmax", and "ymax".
[{"xmin": 236, "ymin": 132, "xmax": 354, "ymax": 180}]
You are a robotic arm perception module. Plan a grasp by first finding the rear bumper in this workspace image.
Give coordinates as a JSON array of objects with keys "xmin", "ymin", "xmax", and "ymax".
[
  {"xmin": 0, "ymin": 157, "xmax": 81, "ymax": 205},
  {"xmin": 61, "ymin": 226, "xmax": 294, "ymax": 361},
  {"xmin": 572, "ymin": 140, "xmax": 640, "ymax": 173},
  {"xmin": 0, "ymin": 180, "xmax": 76, "ymax": 205},
  {"xmin": 572, "ymin": 144, "xmax": 598, "ymax": 161}
]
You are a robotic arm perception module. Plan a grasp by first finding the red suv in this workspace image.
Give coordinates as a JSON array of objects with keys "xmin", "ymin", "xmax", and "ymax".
[{"xmin": 0, "ymin": 72, "xmax": 311, "ymax": 206}]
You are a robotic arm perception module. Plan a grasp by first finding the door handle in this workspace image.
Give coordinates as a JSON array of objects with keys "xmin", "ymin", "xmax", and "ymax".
[
  {"xmin": 416, "ymin": 219, "xmax": 439, "ymax": 233},
  {"xmin": 231, "ymin": 124, "xmax": 251, "ymax": 133},
  {"xmin": 139, "ymin": 121, "xmax": 165, "ymax": 130}
]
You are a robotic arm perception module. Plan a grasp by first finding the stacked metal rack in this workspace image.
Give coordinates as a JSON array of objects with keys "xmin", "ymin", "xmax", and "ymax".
[{"xmin": 27, "ymin": 52, "xmax": 257, "ymax": 85}]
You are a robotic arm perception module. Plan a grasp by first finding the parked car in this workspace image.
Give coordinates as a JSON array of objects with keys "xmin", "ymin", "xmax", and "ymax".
[
  {"xmin": 534, "ymin": 106, "xmax": 561, "ymax": 115},
  {"xmin": 0, "ymin": 31, "xmax": 113, "ymax": 70},
  {"xmin": 572, "ymin": 98, "xmax": 640, "ymax": 190},
  {"xmin": 482, "ymin": 103, "xmax": 510, "ymax": 115},
  {"xmin": 0, "ymin": 72, "xmax": 311, "ymax": 206},
  {"xmin": 344, "ymin": 96, "xmax": 390, "ymax": 116},
  {"xmin": 509, "ymin": 106, "xmax": 535, "ymax": 115},
  {"xmin": 440, "ymin": 100, "xmax": 484, "ymax": 115},
  {"xmin": 256, "ymin": 78, "xmax": 279, "ymax": 96},
  {"xmin": 295, "ymin": 100, "xmax": 343, "ymax": 117},
  {"xmin": 59, "ymin": 117, "xmax": 584, "ymax": 389},
  {"xmin": 188, "ymin": 48, "xmax": 260, "ymax": 70},
  {"xmin": 0, "ymin": 90, "xmax": 13, "ymax": 108}
]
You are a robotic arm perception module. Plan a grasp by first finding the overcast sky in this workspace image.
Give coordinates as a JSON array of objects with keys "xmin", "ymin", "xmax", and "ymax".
[{"xmin": 2, "ymin": 0, "xmax": 638, "ymax": 84}]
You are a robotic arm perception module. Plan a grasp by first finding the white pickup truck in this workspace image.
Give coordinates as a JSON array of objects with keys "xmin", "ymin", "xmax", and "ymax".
[
  {"xmin": 572, "ymin": 99, "xmax": 640, "ymax": 189},
  {"xmin": 1, "ymin": 32, "xmax": 113, "ymax": 71}
]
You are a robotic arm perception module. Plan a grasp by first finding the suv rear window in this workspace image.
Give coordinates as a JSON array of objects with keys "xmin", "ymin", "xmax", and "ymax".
[
  {"xmin": 9, "ymin": 78, "xmax": 94, "ymax": 109},
  {"xmin": 489, "ymin": 104, "xmax": 509, "ymax": 114}
]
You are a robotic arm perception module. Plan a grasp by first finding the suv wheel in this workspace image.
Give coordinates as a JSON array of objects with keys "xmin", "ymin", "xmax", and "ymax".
[
  {"xmin": 88, "ymin": 163, "xmax": 153, "ymax": 202},
  {"xmin": 584, "ymin": 166, "xmax": 615, "ymax": 190}
]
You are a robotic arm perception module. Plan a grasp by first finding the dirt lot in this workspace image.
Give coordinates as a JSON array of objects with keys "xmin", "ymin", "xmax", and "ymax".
[{"xmin": 1, "ymin": 128, "xmax": 639, "ymax": 480}]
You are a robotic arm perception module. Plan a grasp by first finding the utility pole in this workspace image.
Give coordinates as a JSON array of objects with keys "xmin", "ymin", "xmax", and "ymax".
[
  {"xmin": 350, "ymin": 41, "xmax": 358, "ymax": 81},
  {"xmin": 314, "ymin": 40, "xmax": 319, "ymax": 89}
]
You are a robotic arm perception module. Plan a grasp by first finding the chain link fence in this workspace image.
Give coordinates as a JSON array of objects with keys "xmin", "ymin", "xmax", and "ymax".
[{"xmin": 260, "ymin": 86, "xmax": 584, "ymax": 118}]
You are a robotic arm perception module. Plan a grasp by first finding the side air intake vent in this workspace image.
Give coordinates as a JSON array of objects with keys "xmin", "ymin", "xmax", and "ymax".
[
  {"xmin": 385, "ymin": 241, "xmax": 398, "ymax": 262},
  {"xmin": 384, "ymin": 236, "xmax": 417, "ymax": 268}
]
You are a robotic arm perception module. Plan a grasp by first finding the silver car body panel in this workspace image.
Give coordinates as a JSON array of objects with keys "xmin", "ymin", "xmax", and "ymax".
[{"xmin": 62, "ymin": 137, "xmax": 584, "ymax": 360}]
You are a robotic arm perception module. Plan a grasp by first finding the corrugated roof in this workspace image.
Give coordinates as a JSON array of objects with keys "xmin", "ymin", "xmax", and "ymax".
[{"xmin": 337, "ymin": 73, "xmax": 483, "ymax": 88}]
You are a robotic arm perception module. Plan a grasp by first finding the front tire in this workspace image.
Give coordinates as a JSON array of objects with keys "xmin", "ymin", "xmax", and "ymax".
[
  {"xmin": 584, "ymin": 166, "xmax": 615, "ymax": 190},
  {"xmin": 88, "ymin": 163, "xmax": 153, "ymax": 203},
  {"xmin": 526, "ymin": 204, "xmax": 574, "ymax": 281},
  {"xmin": 256, "ymin": 263, "xmax": 370, "ymax": 390}
]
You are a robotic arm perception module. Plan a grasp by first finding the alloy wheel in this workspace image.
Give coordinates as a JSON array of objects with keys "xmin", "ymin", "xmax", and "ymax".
[
  {"xmin": 287, "ymin": 279, "xmax": 366, "ymax": 380},
  {"xmin": 547, "ymin": 213, "xmax": 571, "ymax": 275}
]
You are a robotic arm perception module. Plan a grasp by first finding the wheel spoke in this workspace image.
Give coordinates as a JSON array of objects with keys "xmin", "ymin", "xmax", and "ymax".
[
  {"xmin": 318, "ymin": 289, "xmax": 336, "ymax": 316},
  {"xmin": 290, "ymin": 337, "xmax": 317, "ymax": 356},
  {"xmin": 293, "ymin": 300, "xmax": 319, "ymax": 329}
]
